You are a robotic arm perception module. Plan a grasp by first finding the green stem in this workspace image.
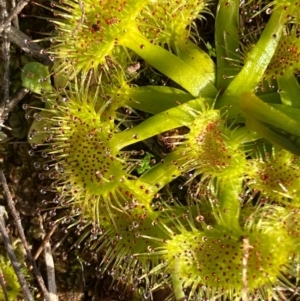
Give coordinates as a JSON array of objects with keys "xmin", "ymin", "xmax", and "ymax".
[
  {"xmin": 215, "ymin": 0, "xmax": 240, "ymax": 90},
  {"xmin": 270, "ymin": 104, "xmax": 300, "ymax": 123},
  {"xmin": 139, "ymin": 151, "xmax": 186, "ymax": 198},
  {"xmin": 215, "ymin": 5, "xmax": 288, "ymax": 117},
  {"xmin": 112, "ymin": 98, "xmax": 209, "ymax": 151},
  {"xmin": 122, "ymin": 85, "xmax": 193, "ymax": 114},
  {"xmin": 217, "ymin": 178, "xmax": 241, "ymax": 229},
  {"xmin": 122, "ymin": 27, "xmax": 217, "ymax": 98},
  {"xmin": 245, "ymin": 116, "xmax": 300, "ymax": 156},
  {"xmin": 277, "ymin": 72, "xmax": 300, "ymax": 108},
  {"xmin": 172, "ymin": 261, "xmax": 186, "ymax": 301},
  {"xmin": 239, "ymin": 92, "xmax": 300, "ymax": 138}
]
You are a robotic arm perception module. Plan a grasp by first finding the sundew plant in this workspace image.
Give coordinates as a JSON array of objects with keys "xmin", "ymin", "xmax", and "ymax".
[{"xmin": 21, "ymin": 0, "xmax": 300, "ymax": 300}]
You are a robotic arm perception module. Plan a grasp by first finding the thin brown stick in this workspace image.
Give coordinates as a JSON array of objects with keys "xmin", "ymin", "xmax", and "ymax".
[
  {"xmin": 0, "ymin": 206, "xmax": 34, "ymax": 301},
  {"xmin": 0, "ymin": 0, "xmax": 29, "ymax": 34},
  {"xmin": 34, "ymin": 222, "xmax": 58, "ymax": 260},
  {"xmin": 44, "ymin": 242, "xmax": 58, "ymax": 301},
  {"xmin": 11, "ymin": 0, "xmax": 19, "ymax": 29},
  {"xmin": 34, "ymin": 215, "xmax": 58, "ymax": 301},
  {"xmin": 0, "ymin": 0, "xmax": 10, "ymax": 121},
  {"xmin": 242, "ymin": 236, "xmax": 253, "ymax": 301},
  {"xmin": 6, "ymin": 87, "xmax": 29, "ymax": 112},
  {"xmin": 0, "ymin": 170, "xmax": 52, "ymax": 301},
  {"xmin": 51, "ymin": 232, "xmax": 69, "ymax": 254}
]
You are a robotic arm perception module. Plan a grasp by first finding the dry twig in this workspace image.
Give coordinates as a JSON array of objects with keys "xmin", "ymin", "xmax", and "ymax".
[
  {"xmin": 6, "ymin": 87, "xmax": 29, "ymax": 112},
  {"xmin": 0, "ymin": 170, "xmax": 52, "ymax": 301},
  {"xmin": 0, "ymin": 0, "xmax": 11, "ymax": 122},
  {"xmin": 34, "ymin": 215, "xmax": 58, "ymax": 301},
  {"xmin": 34, "ymin": 222, "xmax": 58, "ymax": 260},
  {"xmin": 0, "ymin": 0, "xmax": 30, "ymax": 34},
  {"xmin": 0, "ymin": 206, "xmax": 34, "ymax": 301},
  {"xmin": 11, "ymin": 0, "xmax": 20, "ymax": 29}
]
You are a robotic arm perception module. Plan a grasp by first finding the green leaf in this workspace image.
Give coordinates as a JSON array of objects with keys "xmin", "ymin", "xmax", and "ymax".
[{"xmin": 21, "ymin": 62, "xmax": 51, "ymax": 94}]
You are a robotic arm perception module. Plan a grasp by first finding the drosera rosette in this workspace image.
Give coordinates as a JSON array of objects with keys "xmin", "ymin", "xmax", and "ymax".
[
  {"xmin": 25, "ymin": 71, "xmax": 189, "ymax": 253},
  {"xmin": 245, "ymin": 146, "xmax": 300, "ymax": 204},
  {"xmin": 24, "ymin": 73, "xmax": 205, "ymax": 238},
  {"xmin": 155, "ymin": 202, "xmax": 296, "ymax": 301},
  {"xmin": 25, "ymin": 76, "xmax": 157, "ymax": 227}
]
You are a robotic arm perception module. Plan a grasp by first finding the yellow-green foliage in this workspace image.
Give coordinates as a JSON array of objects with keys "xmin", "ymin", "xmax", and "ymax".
[
  {"xmin": 23, "ymin": 0, "xmax": 300, "ymax": 300},
  {"xmin": 0, "ymin": 255, "xmax": 21, "ymax": 300}
]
